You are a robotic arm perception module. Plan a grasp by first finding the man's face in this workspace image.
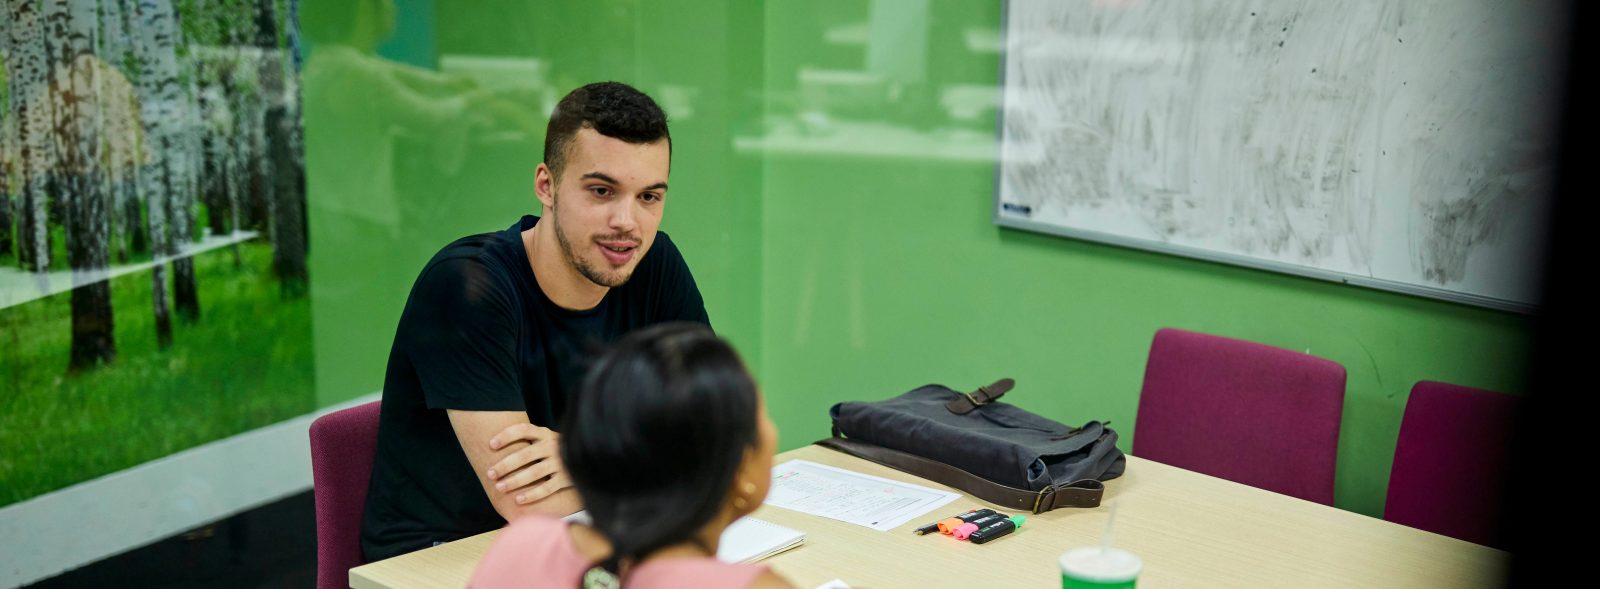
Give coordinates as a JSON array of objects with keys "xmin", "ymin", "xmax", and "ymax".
[{"xmin": 539, "ymin": 127, "xmax": 670, "ymax": 288}]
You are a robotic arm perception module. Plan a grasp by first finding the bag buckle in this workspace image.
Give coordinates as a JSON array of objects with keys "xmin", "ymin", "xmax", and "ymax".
[
  {"xmin": 947, "ymin": 378, "xmax": 1015, "ymax": 415},
  {"xmin": 1032, "ymin": 486, "xmax": 1056, "ymax": 513}
]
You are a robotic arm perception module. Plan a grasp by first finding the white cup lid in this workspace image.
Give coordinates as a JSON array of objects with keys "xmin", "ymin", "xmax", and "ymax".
[{"xmin": 1060, "ymin": 547, "xmax": 1142, "ymax": 582}]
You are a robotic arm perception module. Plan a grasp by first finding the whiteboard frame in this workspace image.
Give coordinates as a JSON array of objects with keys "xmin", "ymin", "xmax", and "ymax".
[{"xmin": 989, "ymin": 0, "xmax": 1539, "ymax": 316}]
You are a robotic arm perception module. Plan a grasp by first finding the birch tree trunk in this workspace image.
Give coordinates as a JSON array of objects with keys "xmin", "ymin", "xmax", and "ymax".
[
  {"xmin": 47, "ymin": 0, "xmax": 116, "ymax": 371},
  {"xmin": 170, "ymin": 42, "xmax": 199, "ymax": 323},
  {"xmin": 1, "ymin": 13, "xmax": 13, "ymax": 259},
  {"xmin": 254, "ymin": 0, "xmax": 304, "ymax": 296},
  {"xmin": 133, "ymin": 0, "xmax": 180, "ymax": 347},
  {"xmin": 7, "ymin": 0, "xmax": 55, "ymax": 273},
  {"xmin": 98, "ymin": 0, "xmax": 141, "ymax": 263}
]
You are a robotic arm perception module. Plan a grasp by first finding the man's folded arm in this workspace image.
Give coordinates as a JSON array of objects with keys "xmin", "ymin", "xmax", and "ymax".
[{"xmin": 447, "ymin": 409, "xmax": 581, "ymax": 522}]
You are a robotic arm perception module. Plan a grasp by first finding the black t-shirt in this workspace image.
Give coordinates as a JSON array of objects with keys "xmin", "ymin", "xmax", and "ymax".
[{"xmin": 360, "ymin": 215, "xmax": 709, "ymax": 561}]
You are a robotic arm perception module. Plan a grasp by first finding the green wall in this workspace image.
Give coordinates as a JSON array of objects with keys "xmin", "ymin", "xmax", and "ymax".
[
  {"xmin": 751, "ymin": 1, "xmax": 1531, "ymax": 520},
  {"xmin": 304, "ymin": 0, "xmax": 1532, "ymax": 519},
  {"xmin": 304, "ymin": 0, "xmax": 766, "ymax": 407}
]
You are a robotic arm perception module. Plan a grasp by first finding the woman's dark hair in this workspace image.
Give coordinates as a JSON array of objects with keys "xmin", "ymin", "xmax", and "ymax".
[{"xmin": 561, "ymin": 322, "xmax": 759, "ymax": 583}]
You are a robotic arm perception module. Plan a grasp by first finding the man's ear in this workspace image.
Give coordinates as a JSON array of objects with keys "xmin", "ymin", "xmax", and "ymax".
[{"xmin": 534, "ymin": 163, "xmax": 557, "ymax": 211}]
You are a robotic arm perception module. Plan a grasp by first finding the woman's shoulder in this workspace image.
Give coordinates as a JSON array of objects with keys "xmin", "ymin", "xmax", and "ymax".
[
  {"xmin": 632, "ymin": 559, "xmax": 786, "ymax": 589},
  {"xmin": 470, "ymin": 515, "xmax": 587, "ymax": 588},
  {"xmin": 499, "ymin": 513, "xmax": 569, "ymax": 542},
  {"xmin": 746, "ymin": 569, "xmax": 797, "ymax": 589}
]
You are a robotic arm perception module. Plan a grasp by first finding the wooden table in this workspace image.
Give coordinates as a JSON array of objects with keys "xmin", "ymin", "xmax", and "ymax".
[{"xmin": 351, "ymin": 445, "xmax": 1507, "ymax": 588}]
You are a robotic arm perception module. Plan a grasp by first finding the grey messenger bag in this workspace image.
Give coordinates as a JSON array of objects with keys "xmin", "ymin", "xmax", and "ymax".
[{"xmin": 819, "ymin": 378, "xmax": 1126, "ymax": 513}]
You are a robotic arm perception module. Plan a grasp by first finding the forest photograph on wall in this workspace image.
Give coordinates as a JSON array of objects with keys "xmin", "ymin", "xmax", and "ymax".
[{"xmin": 1, "ymin": 0, "xmax": 312, "ymax": 507}]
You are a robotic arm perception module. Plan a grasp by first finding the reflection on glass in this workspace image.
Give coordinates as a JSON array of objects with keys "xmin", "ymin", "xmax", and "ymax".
[
  {"xmin": 737, "ymin": 0, "xmax": 998, "ymax": 163},
  {"xmin": 303, "ymin": 0, "xmax": 548, "ymax": 407}
]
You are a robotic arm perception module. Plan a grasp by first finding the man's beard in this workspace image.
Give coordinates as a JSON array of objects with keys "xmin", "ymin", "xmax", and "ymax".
[{"xmin": 550, "ymin": 196, "xmax": 634, "ymax": 288}]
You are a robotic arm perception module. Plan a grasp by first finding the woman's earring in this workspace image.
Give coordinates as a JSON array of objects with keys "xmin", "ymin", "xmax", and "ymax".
[{"xmin": 732, "ymin": 480, "xmax": 758, "ymax": 510}]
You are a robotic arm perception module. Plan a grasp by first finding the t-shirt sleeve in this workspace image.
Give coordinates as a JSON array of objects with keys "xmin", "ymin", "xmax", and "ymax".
[
  {"xmin": 650, "ymin": 233, "xmax": 711, "ymax": 327},
  {"xmin": 399, "ymin": 257, "xmax": 525, "ymax": 411}
]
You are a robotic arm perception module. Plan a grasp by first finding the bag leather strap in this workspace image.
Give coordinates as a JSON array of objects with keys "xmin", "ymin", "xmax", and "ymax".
[
  {"xmin": 815, "ymin": 433, "xmax": 1105, "ymax": 513},
  {"xmin": 945, "ymin": 378, "xmax": 1015, "ymax": 415}
]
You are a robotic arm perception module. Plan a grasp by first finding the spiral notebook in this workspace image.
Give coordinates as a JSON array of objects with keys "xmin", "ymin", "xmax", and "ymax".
[{"xmin": 716, "ymin": 516, "xmax": 807, "ymax": 563}]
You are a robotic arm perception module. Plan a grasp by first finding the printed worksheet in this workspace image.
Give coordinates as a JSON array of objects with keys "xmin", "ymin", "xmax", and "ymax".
[{"xmin": 765, "ymin": 460, "xmax": 960, "ymax": 531}]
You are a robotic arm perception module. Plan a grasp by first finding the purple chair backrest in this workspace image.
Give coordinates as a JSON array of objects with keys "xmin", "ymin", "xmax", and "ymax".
[
  {"xmin": 1385, "ymin": 381, "xmax": 1516, "ymax": 548},
  {"xmin": 310, "ymin": 401, "xmax": 383, "ymax": 589},
  {"xmin": 1133, "ymin": 328, "xmax": 1347, "ymax": 505}
]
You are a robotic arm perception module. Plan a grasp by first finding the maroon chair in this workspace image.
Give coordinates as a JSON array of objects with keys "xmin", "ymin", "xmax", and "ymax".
[
  {"xmin": 1133, "ymin": 328, "xmax": 1347, "ymax": 505},
  {"xmin": 1385, "ymin": 381, "xmax": 1516, "ymax": 548},
  {"xmin": 310, "ymin": 401, "xmax": 383, "ymax": 589}
]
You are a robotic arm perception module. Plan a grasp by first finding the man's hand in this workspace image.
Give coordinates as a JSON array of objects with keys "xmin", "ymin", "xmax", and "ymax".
[
  {"xmin": 486, "ymin": 423, "xmax": 574, "ymax": 505},
  {"xmin": 447, "ymin": 410, "xmax": 581, "ymax": 521}
]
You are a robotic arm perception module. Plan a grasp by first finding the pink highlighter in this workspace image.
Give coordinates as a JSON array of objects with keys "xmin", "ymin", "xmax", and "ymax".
[{"xmin": 953, "ymin": 513, "xmax": 1009, "ymax": 540}]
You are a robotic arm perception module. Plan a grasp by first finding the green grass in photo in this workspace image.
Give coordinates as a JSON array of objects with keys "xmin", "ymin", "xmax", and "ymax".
[{"xmin": 0, "ymin": 240, "xmax": 314, "ymax": 507}]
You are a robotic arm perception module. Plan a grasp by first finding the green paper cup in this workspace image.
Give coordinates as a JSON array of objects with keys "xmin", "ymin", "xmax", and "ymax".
[{"xmin": 1060, "ymin": 547, "xmax": 1141, "ymax": 588}]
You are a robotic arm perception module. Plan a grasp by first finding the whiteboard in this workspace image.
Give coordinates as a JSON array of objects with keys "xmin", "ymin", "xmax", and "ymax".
[{"xmin": 993, "ymin": 0, "xmax": 1565, "ymax": 313}]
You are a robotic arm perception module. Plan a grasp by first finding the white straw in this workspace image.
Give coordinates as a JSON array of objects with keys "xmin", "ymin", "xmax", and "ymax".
[{"xmin": 1101, "ymin": 502, "xmax": 1119, "ymax": 553}]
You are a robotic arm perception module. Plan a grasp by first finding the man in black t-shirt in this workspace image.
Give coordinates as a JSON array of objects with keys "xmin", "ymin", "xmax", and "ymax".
[{"xmin": 361, "ymin": 82, "xmax": 709, "ymax": 561}]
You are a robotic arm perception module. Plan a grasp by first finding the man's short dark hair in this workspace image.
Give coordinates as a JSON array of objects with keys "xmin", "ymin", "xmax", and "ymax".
[{"xmin": 543, "ymin": 82, "xmax": 671, "ymax": 178}]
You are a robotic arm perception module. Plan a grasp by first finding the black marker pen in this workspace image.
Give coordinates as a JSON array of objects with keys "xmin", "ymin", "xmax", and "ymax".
[
  {"xmin": 952, "ymin": 513, "xmax": 1011, "ymax": 540},
  {"xmin": 969, "ymin": 516, "xmax": 1026, "ymax": 544}
]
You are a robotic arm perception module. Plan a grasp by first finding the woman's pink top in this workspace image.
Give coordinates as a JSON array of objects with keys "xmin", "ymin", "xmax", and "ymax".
[{"xmin": 470, "ymin": 514, "xmax": 769, "ymax": 589}]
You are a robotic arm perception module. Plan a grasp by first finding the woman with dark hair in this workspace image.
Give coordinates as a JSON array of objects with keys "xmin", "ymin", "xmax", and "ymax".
[{"xmin": 470, "ymin": 323, "xmax": 794, "ymax": 588}]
